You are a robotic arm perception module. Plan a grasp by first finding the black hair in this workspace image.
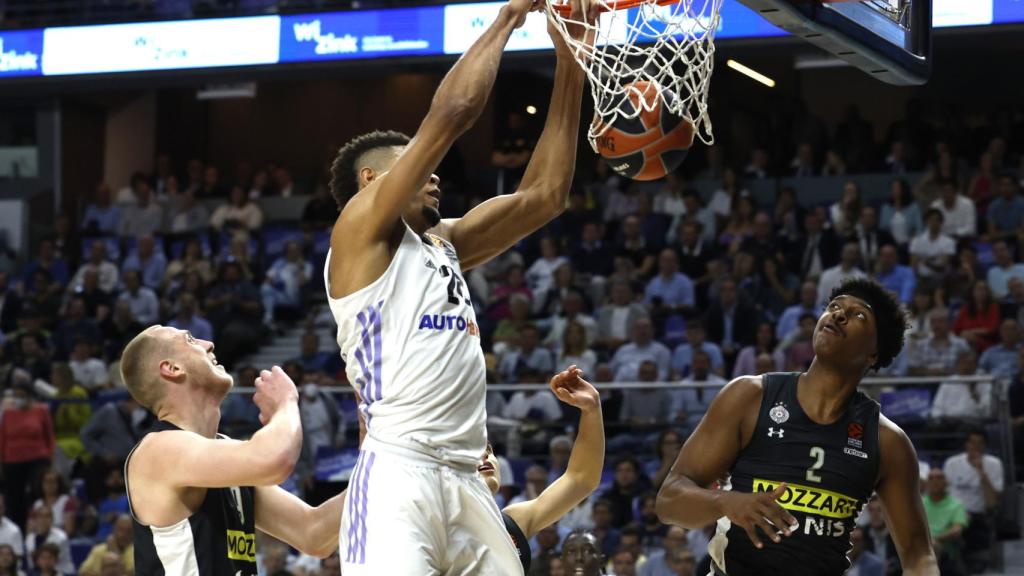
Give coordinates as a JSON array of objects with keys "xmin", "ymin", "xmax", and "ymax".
[
  {"xmin": 329, "ymin": 130, "xmax": 411, "ymax": 210},
  {"xmin": 924, "ymin": 207, "xmax": 945, "ymax": 223},
  {"xmin": 964, "ymin": 425, "xmax": 987, "ymax": 444},
  {"xmin": 829, "ymin": 278, "xmax": 909, "ymax": 370}
]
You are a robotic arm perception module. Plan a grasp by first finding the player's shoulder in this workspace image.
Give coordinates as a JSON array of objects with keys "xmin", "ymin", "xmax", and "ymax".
[
  {"xmin": 877, "ymin": 413, "xmax": 918, "ymax": 467},
  {"xmin": 713, "ymin": 375, "xmax": 766, "ymax": 409},
  {"xmin": 130, "ymin": 429, "xmax": 194, "ymax": 467}
]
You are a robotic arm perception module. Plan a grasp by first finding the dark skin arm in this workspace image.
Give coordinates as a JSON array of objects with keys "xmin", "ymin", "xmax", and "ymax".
[
  {"xmin": 876, "ymin": 416, "xmax": 939, "ymax": 576},
  {"xmin": 655, "ymin": 376, "xmax": 797, "ymax": 548}
]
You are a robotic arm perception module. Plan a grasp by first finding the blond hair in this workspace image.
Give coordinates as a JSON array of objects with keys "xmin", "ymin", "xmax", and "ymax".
[{"xmin": 119, "ymin": 326, "xmax": 167, "ymax": 412}]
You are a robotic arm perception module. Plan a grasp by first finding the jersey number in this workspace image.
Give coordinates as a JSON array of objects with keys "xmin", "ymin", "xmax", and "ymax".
[
  {"xmin": 806, "ymin": 446, "xmax": 825, "ymax": 483},
  {"xmin": 439, "ymin": 265, "xmax": 471, "ymax": 307}
]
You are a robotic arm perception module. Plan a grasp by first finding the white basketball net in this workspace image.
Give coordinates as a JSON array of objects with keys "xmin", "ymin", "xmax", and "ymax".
[{"xmin": 546, "ymin": 0, "xmax": 724, "ymax": 151}]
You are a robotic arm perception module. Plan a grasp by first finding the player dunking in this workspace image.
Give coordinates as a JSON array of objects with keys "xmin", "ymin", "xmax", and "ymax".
[
  {"xmin": 325, "ymin": 0, "xmax": 594, "ymax": 573},
  {"xmin": 656, "ymin": 279, "xmax": 939, "ymax": 576},
  {"xmin": 120, "ymin": 327, "xmax": 344, "ymax": 575}
]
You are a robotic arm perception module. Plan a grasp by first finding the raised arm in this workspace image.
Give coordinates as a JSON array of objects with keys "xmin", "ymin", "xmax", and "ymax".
[
  {"xmin": 656, "ymin": 377, "xmax": 797, "ymax": 549},
  {"xmin": 876, "ymin": 417, "xmax": 939, "ymax": 576},
  {"xmin": 503, "ymin": 366, "xmax": 604, "ymax": 538},
  {"xmin": 436, "ymin": 7, "xmax": 595, "ymax": 271},
  {"xmin": 255, "ymin": 486, "xmax": 346, "ymax": 558},
  {"xmin": 334, "ymin": 0, "xmax": 537, "ymax": 247},
  {"xmin": 134, "ymin": 367, "xmax": 302, "ymax": 489}
]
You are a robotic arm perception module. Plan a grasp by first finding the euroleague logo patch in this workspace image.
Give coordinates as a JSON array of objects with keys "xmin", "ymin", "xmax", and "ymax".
[{"xmin": 845, "ymin": 421, "xmax": 867, "ymax": 458}]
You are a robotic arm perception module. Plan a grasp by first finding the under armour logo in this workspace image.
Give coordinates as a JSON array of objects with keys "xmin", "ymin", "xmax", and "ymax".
[{"xmin": 768, "ymin": 427, "xmax": 785, "ymax": 438}]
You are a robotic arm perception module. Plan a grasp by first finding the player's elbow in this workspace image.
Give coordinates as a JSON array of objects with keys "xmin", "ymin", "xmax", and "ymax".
[
  {"xmin": 257, "ymin": 446, "xmax": 299, "ymax": 486},
  {"xmin": 432, "ymin": 98, "xmax": 482, "ymax": 135}
]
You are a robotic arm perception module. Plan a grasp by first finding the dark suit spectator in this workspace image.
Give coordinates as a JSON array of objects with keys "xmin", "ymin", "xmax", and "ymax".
[
  {"xmin": 572, "ymin": 221, "xmax": 615, "ymax": 279},
  {"xmin": 615, "ymin": 214, "xmax": 658, "ymax": 281},
  {"xmin": 600, "ymin": 458, "xmax": 651, "ymax": 528},
  {"xmin": 704, "ymin": 278, "xmax": 756, "ymax": 369},
  {"xmin": 22, "ymin": 239, "xmax": 69, "ymax": 291},
  {"xmin": 848, "ymin": 205, "xmax": 896, "ymax": 272},
  {"xmin": 81, "ymin": 183, "xmax": 121, "ymax": 235},
  {"xmin": 786, "ymin": 211, "xmax": 840, "ymax": 280},
  {"xmin": 739, "ymin": 213, "xmax": 780, "ymax": 263},
  {"xmin": 861, "ymin": 499, "xmax": 900, "ymax": 575},
  {"xmin": 204, "ymin": 262, "xmax": 264, "ymax": 368},
  {"xmin": 0, "ymin": 272, "xmax": 21, "ymax": 334},
  {"xmin": 51, "ymin": 297, "xmax": 101, "ymax": 362}
]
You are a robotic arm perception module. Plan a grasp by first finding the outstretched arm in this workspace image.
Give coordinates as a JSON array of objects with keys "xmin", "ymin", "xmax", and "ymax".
[
  {"xmin": 503, "ymin": 366, "xmax": 604, "ymax": 538},
  {"xmin": 334, "ymin": 0, "xmax": 538, "ymax": 248},
  {"xmin": 255, "ymin": 486, "xmax": 346, "ymax": 558},
  {"xmin": 437, "ymin": 7, "xmax": 595, "ymax": 271},
  {"xmin": 876, "ymin": 417, "xmax": 939, "ymax": 576}
]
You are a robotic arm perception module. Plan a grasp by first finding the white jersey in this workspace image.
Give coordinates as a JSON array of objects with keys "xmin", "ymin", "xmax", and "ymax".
[{"xmin": 326, "ymin": 222, "xmax": 486, "ymax": 467}]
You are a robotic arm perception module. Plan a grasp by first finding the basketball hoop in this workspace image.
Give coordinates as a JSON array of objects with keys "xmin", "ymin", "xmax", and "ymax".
[{"xmin": 547, "ymin": 0, "xmax": 724, "ymax": 151}]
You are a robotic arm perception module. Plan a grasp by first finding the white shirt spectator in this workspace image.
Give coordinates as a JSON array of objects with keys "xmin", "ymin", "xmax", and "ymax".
[
  {"xmin": 23, "ymin": 527, "xmax": 73, "ymax": 574},
  {"xmin": 930, "ymin": 381, "xmax": 992, "ymax": 419},
  {"xmin": 265, "ymin": 258, "xmax": 313, "ymax": 302},
  {"xmin": 942, "ymin": 452, "xmax": 1004, "ymax": 514},
  {"xmin": 558, "ymin": 349, "xmax": 598, "ymax": 376},
  {"xmin": 526, "ymin": 256, "xmax": 568, "ymax": 308},
  {"xmin": 0, "ymin": 514, "xmax": 23, "ymax": 557},
  {"xmin": 503, "ymin": 391, "xmax": 562, "ymax": 421},
  {"xmin": 909, "ymin": 231, "xmax": 956, "ymax": 278},
  {"xmin": 544, "ymin": 314, "xmax": 598, "ymax": 349},
  {"xmin": 210, "ymin": 202, "xmax": 264, "ymax": 231},
  {"xmin": 69, "ymin": 357, "xmax": 109, "ymax": 391},
  {"xmin": 70, "ymin": 261, "xmax": 119, "ymax": 293},
  {"xmin": 120, "ymin": 202, "xmax": 164, "ymax": 237},
  {"xmin": 117, "ymin": 286, "xmax": 160, "ymax": 325},
  {"xmin": 817, "ymin": 265, "xmax": 866, "ymax": 307},
  {"xmin": 931, "ymin": 196, "xmax": 976, "ymax": 238}
]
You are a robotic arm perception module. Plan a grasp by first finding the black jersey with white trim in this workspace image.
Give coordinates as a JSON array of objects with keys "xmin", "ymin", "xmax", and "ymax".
[
  {"xmin": 713, "ymin": 372, "xmax": 880, "ymax": 576},
  {"xmin": 126, "ymin": 420, "xmax": 258, "ymax": 576}
]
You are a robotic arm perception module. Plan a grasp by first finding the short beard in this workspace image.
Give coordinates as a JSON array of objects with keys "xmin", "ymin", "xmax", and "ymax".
[{"xmin": 422, "ymin": 205, "xmax": 441, "ymax": 227}]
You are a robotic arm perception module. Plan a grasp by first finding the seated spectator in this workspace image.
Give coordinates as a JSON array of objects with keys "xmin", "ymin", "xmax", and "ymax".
[
  {"xmin": 502, "ymin": 370, "xmax": 562, "ymax": 429},
  {"xmin": 943, "ymin": 429, "xmax": 1004, "ymax": 570},
  {"xmin": 986, "ymin": 240, "xmax": 1024, "ymax": 300},
  {"xmin": 565, "ymin": 527, "xmax": 613, "ymax": 574},
  {"xmin": 610, "ymin": 317, "xmax": 671, "ymax": 382},
  {"xmin": 830, "ymin": 181, "xmax": 862, "ymax": 237},
  {"xmin": 12, "ymin": 330, "xmax": 53, "ymax": 380},
  {"xmin": 611, "ymin": 548, "xmax": 639, "ymax": 576},
  {"xmin": 80, "ymin": 396, "xmax": 147, "ymax": 501},
  {"xmin": 301, "ymin": 182, "xmax": 340, "ymax": 230},
  {"xmin": 69, "ymin": 240, "xmax": 119, "ymax": 294},
  {"xmin": 210, "ymin": 185, "xmax": 264, "ymax": 232},
  {"xmin": 860, "ymin": 499, "xmax": 900, "ymax": 576},
  {"xmin": 909, "ymin": 209, "xmax": 956, "ymax": 283},
  {"xmin": 786, "ymin": 211, "xmax": 840, "ymax": 280},
  {"xmin": 116, "ymin": 269, "xmax": 159, "ymax": 326},
  {"xmin": 717, "ymin": 196, "xmax": 755, "ymax": 255},
  {"xmin": 0, "ymin": 543, "xmax": 21, "ymax": 576},
  {"xmin": 296, "ymin": 372, "xmax": 345, "ymax": 492},
  {"xmin": 817, "ymin": 242, "xmax": 866, "ymax": 307},
  {"xmin": 121, "ymin": 235, "xmax": 167, "ymax": 290},
  {"xmin": 204, "ymin": 262, "xmax": 263, "ymax": 367},
  {"xmin": 776, "ymin": 281, "xmax": 820, "ymax": 340},
  {"xmin": 706, "ymin": 278, "xmax": 757, "ymax": 369},
  {"xmin": 99, "ymin": 300, "xmax": 143, "ymax": 362},
  {"xmin": 119, "ymin": 175, "xmax": 164, "ymax": 237},
  {"xmin": 741, "ymin": 256, "xmax": 798, "ymax": 327},
  {"xmin": 931, "ymin": 179, "xmax": 976, "ymax": 239},
  {"xmin": 922, "ymin": 469, "xmax": 968, "ymax": 576},
  {"xmin": 618, "ymin": 360, "xmax": 673, "ymax": 427},
  {"xmin": 932, "ymin": 350, "xmax": 990, "ymax": 420},
  {"xmin": 220, "ymin": 366, "xmax": 262, "ymax": 438},
  {"xmin": 75, "ymin": 270, "xmax": 114, "ymax": 321},
  {"xmin": 197, "ymin": 165, "xmax": 227, "ymax": 198},
  {"xmin": 673, "ymin": 350, "xmax": 727, "ymax": 432},
  {"xmin": 273, "ymin": 166, "xmax": 299, "ymax": 197},
  {"xmin": 634, "ymin": 193, "xmax": 672, "ymax": 251},
  {"xmin": 291, "ymin": 332, "xmax": 338, "ymax": 377},
  {"xmin": 572, "ymin": 221, "xmax": 615, "ymax": 280},
  {"xmin": 30, "ymin": 470, "xmax": 76, "ymax": 539},
  {"xmin": 1001, "ymin": 278, "xmax": 1024, "ymax": 326},
  {"xmin": 880, "ymin": 178, "xmax": 922, "ymax": 247},
  {"xmin": 847, "ymin": 528, "xmax": 885, "ymax": 576},
  {"xmin": 600, "ymin": 457, "xmax": 651, "ymax": 529},
  {"xmin": 646, "ymin": 431, "xmax": 683, "ymax": 489},
  {"xmin": 486, "ymin": 264, "xmax": 533, "ymax": 323},
  {"xmin": 671, "ymin": 219, "xmax": 716, "ymax": 290},
  {"xmin": 23, "ymin": 507, "xmax": 72, "ymax": 575},
  {"xmin": 544, "ymin": 289, "xmax": 598, "ymax": 350},
  {"xmin": 849, "ymin": 205, "xmax": 895, "ymax": 271},
  {"xmin": 0, "ymin": 496, "xmax": 24, "ymax": 563},
  {"xmin": 67, "ymin": 337, "xmax": 108, "ymax": 392},
  {"xmin": 777, "ymin": 313, "xmax": 818, "ymax": 371},
  {"xmin": 977, "ymin": 318, "xmax": 1021, "ymax": 378},
  {"xmin": 498, "ymin": 325, "xmax": 554, "ymax": 383},
  {"xmin": 81, "ymin": 183, "xmax": 121, "ymax": 235},
  {"xmin": 644, "ymin": 249, "xmax": 694, "ymax": 317},
  {"xmin": 166, "ymin": 292, "xmax": 214, "ymax": 343},
  {"xmin": 0, "ymin": 382, "xmax": 54, "ymax": 529},
  {"xmin": 163, "ymin": 237, "xmax": 215, "ymax": 289},
  {"xmin": 908, "ymin": 307, "xmax": 971, "ymax": 377},
  {"xmin": 492, "ymin": 293, "xmax": 532, "ymax": 348},
  {"xmin": 532, "ymin": 524, "xmax": 564, "ymax": 574},
  {"xmin": 615, "ymin": 214, "xmax": 659, "ymax": 280},
  {"xmin": 169, "ymin": 189, "xmax": 210, "ymax": 233},
  {"xmin": 94, "ymin": 468, "xmax": 129, "ymax": 541},
  {"xmin": 671, "ymin": 317, "xmax": 724, "ymax": 379},
  {"xmin": 873, "ymin": 244, "xmax": 915, "ymax": 304},
  {"xmin": 732, "ymin": 322, "xmax": 785, "ymax": 379},
  {"xmin": 556, "ymin": 321, "xmax": 597, "ymax": 376},
  {"xmin": 18, "ymin": 273, "xmax": 58, "ymax": 332},
  {"xmin": 48, "ymin": 364, "xmax": 91, "ymax": 471},
  {"xmin": 526, "ymin": 237, "xmax": 569, "ymax": 308},
  {"xmin": 638, "ymin": 525, "xmax": 690, "ymax": 576},
  {"xmin": 22, "ymin": 239, "xmax": 69, "ymax": 292},
  {"xmin": 596, "ymin": 280, "xmax": 647, "ymax": 352},
  {"xmin": 953, "ymin": 279, "xmax": 1000, "ymax": 353},
  {"xmin": 987, "ymin": 174, "xmax": 1024, "ymax": 242},
  {"xmin": 261, "ymin": 240, "xmax": 312, "ymax": 326}
]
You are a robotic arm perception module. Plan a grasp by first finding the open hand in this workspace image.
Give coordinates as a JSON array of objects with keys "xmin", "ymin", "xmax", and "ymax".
[{"xmin": 550, "ymin": 365, "xmax": 600, "ymax": 413}]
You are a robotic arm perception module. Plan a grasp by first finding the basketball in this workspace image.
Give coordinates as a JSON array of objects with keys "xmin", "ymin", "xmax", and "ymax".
[{"xmin": 592, "ymin": 80, "xmax": 696, "ymax": 181}]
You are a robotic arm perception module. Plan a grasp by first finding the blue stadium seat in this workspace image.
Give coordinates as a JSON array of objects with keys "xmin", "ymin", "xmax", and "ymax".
[{"xmin": 263, "ymin": 226, "xmax": 306, "ymax": 261}]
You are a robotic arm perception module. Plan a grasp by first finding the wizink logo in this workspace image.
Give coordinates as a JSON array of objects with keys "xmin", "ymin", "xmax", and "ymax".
[
  {"xmin": 0, "ymin": 38, "xmax": 39, "ymax": 73},
  {"xmin": 292, "ymin": 20, "xmax": 358, "ymax": 55}
]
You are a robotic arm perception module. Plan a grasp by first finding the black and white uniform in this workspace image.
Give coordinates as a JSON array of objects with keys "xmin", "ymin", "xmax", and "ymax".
[{"xmin": 126, "ymin": 421, "xmax": 258, "ymax": 576}]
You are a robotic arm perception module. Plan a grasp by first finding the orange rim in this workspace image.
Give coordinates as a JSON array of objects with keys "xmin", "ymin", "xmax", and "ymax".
[{"xmin": 551, "ymin": 0, "xmax": 682, "ymax": 15}]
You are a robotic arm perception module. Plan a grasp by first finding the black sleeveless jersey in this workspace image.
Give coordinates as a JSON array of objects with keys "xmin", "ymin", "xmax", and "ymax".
[
  {"xmin": 503, "ymin": 511, "xmax": 531, "ymax": 574},
  {"xmin": 716, "ymin": 373, "xmax": 880, "ymax": 576},
  {"xmin": 125, "ymin": 421, "xmax": 258, "ymax": 576}
]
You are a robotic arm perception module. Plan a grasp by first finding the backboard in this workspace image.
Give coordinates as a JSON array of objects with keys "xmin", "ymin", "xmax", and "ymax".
[{"xmin": 736, "ymin": 0, "xmax": 932, "ymax": 85}]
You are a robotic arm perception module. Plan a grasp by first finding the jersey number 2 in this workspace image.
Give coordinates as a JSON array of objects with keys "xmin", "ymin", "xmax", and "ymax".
[
  {"xmin": 806, "ymin": 446, "xmax": 825, "ymax": 483},
  {"xmin": 439, "ymin": 265, "xmax": 471, "ymax": 307}
]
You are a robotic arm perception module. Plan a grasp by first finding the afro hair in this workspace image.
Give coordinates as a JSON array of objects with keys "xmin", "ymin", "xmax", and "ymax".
[
  {"xmin": 829, "ymin": 278, "xmax": 909, "ymax": 370},
  {"xmin": 329, "ymin": 130, "xmax": 411, "ymax": 210}
]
